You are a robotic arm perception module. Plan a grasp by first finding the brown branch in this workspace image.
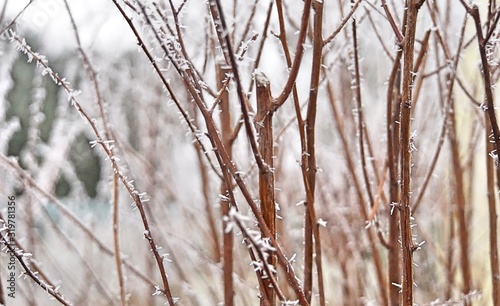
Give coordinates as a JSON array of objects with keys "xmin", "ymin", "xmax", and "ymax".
[
  {"xmin": 365, "ymin": 8, "xmax": 395, "ymax": 61},
  {"xmin": 448, "ymin": 92, "xmax": 473, "ymax": 296},
  {"xmin": 0, "ymin": 1, "xmax": 33, "ymax": 35},
  {"xmin": 325, "ymin": 78, "xmax": 388, "ymax": 305},
  {"xmin": 247, "ymin": 1, "xmax": 274, "ymax": 94},
  {"xmin": 112, "ymin": 175, "xmax": 127, "ymax": 306},
  {"xmin": 368, "ymin": 163, "xmax": 389, "ymax": 221},
  {"xmin": 399, "ymin": 1, "xmax": 421, "ymax": 305},
  {"xmin": 164, "ymin": 1, "xmax": 218, "ymax": 99},
  {"xmin": 323, "ymin": 0, "xmax": 363, "ymax": 47},
  {"xmin": 255, "ymin": 72, "xmax": 277, "ymax": 305},
  {"xmin": 235, "ymin": 0, "xmax": 261, "ymax": 52},
  {"xmin": 386, "ymin": 44, "xmax": 403, "ymax": 306},
  {"xmin": 62, "ymin": 2, "xmax": 128, "ymax": 304},
  {"xmin": 486, "ymin": 117, "xmax": 500, "ymax": 306},
  {"xmin": 217, "ymin": 63, "xmax": 235, "ymax": 306},
  {"xmin": 9, "ymin": 30, "xmax": 177, "ymax": 305},
  {"xmin": 230, "ymin": 210, "xmax": 286, "ymax": 303},
  {"xmin": 272, "ymin": 2, "xmax": 314, "ymax": 301},
  {"xmin": 300, "ymin": 2, "xmax": 327, "ymax": 304},
  {"xmin": 0, "ymin": 154, "xmax": 157, "ymax": 288},
  {"xmin": 412, "ymin": 15, "xmax": 468, "ymax": 214},
  {"xmin": 0, "ymin": 229, "xmax": 72, "ymax": 305},
  {"xmin": 351, "ymin": 11, "xmax": 388, "ymax": 304},
  {"xmin": 0, "ymin": 0, "xmax": 8, "ymax": 25},
  {"xmin": 469, "ymin": 5, "xmax": 500, "ymax": 182},
  {"xmin": 210, "ymin": 0, "xmax": 266, "ymax": 173},
  {"xmin": 112, "ymin": 1, "xmax": 223, "ymax": 181},
  {"xmin": 381, "ymin": 0, "xmax": 404, "ymax": 44},
  {"xmin": 118, "ymin": 1, "xmax": 308, "ymax": 303},
  {"xmin": 352, "ymin": 4, "xmax": 375, "ymax": 218},
  {"xmin": 465, "ymin": 3, "xmax": 500, "ymax": 304},
  {"xmin": 274, "ymin": 0, "xmax": 313, "ymax": 108},
  {"xmin": 426, "ymin": 10, "xmax": 472, "ymax": 297},
  {"xmin": 485, "ymin": 10, "xmax": 500, "ymax": 44}
]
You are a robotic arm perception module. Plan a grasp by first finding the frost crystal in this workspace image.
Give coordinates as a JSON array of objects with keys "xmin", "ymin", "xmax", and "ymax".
[{"xmin": 317, "ymin": 218, "xmax": 327, "ymax": 227}]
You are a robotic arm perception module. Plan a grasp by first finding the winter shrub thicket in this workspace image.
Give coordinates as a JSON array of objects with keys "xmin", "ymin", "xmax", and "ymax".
[{"xmin": 0, "ymin": 1, "xmax": 499, "ymax": 305}]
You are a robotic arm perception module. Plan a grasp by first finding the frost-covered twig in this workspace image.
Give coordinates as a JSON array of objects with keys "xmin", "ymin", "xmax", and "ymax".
[
  {"xmin": 0, "ymin": 1, "xmax": 33, "ymax": 36},
  {"xmin": 113, "ymin": 2, "xmax": 309, "ymax": 304},
  {"xmin": 323, "ymin": 0, "xmax": 363, "ymax": 47},
  {"xmin": 209, "ymin": 0, "xmax": 267, "ymax": 173},
  {"xmin": 0, "ymin": 0, "xmax": 8, "ymax": 26},
  {"xmin": 62, "ymin": 1, "xmax": 128, "ymax": 304},
  {"xmin": 273, "ymin": 0, "xmax": 312, "ymax": 109},
  {"xmin": 460, "ymin": 3, "xmax": 500, "ymax": 303},
  {"xmin": 399, "ymin": 1, "xmax": 422, "ymax": 305},
  {"xmin": 7, "ymin": 31, "xmax": 176, "ymax": 305},
  {"xmin": 111, "ymin": 0, "xmax": 223, "ymax": 180},
  {"xmin": 0, "ymin": 227, "xmax": 72, "ymax": 305},
  {"xmin": 228, "ymin": 208, "xmax": 286, "ymax": 303},
  {"xmin": 0, "ymin": 153, "xmax": 155, "ymax": 288}
]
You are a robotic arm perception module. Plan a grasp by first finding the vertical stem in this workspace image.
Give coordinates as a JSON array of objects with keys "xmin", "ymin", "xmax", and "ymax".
[
  {"xmin": 352, "ymin": 0, "xmax": 375, "ymax": 218},
  {"xmin": 113, "ymin": 174, "xmax": 127, "ymax": 306},
  {"xmin": 387, "ymin": 50, "xmax": 402, "ymax": 306},
  {"xmin": 217, "ymin": 63, "xmax": 235, "ymax": 306},
  {"xmin": 448, "ymin": 90, "xmax": 472, "ymax": 298},
  {"xmin": 438, "ymin": 13, "xmax": 472, "ymax": 297},
  {"xmin": 468, "ymin": 5, "xmax": 500, "ymax": 303},
  {"xmin": 469, "ymin": 6, "xmax": 500, "ymax": 194},
  {"xmin": 303, "ymin": 1, "xmax": 321, "ymax": 301},
  {"xmin": 274, "ymin": 0, "xmax": 313, "ymax": 107},
  {"xmin": 400, "ymin": 1, "xmax": 420, "ymax": 305},
  {"xmin": 303, "ymin": 211, "xmax": 313, "ymax": 303},
  {"xmin": 255, "ymin": 72, "xmax": 276, "ymax": 306},
  {"xmin": 210, "ymin": 0, "xmax": 266, "ymax": 172},
  {"xmin": 0, "ymin": 257, "xmax": 4, "ymax": 305},
  {"xmin": 326, "ymin": 80, "xmax": 387, "ymax": 304},
  {"xmin": 195, "ymin": 142, "xmax": 221, "ymax": 262},
  {"xmin": 274, "ymin": 0, "xmax": 315, "ymax": 301},
  {"xmin": 486, "ymin": 117, "xmax": 500, "ymax": 306},
  {"xmin": 303, "ymin": 2, "xmax": 326, "ymax": 305},
  {"xmin": 386, "ymin": 12, "xmax": 407, "ymax": 305},
  {"xmin": 445, "ymin": 208, "xmax": 456, "ymax": 300}
]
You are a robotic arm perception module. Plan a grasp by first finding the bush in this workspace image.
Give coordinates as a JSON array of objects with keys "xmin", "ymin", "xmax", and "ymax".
[{"xmin": 0, "ymin": 1, "xmax": 498, "ymax": 305}]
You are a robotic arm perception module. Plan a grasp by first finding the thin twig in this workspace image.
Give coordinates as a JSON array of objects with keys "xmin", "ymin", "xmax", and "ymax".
[
  {"xmin": 274, "ymin": 0, "xmax": 313, "ymax": 107},
  {"xmin": 116, "ymin": 2, "xmax": 309, "ymax": 302},
  {"xmin": 62, "ymin": 2, "xmax": 128, "ymax": 304},
  {"xmin": 0, "ymin": 230, "xmax": 72, "ymax": 305},
  {"xmin": 8, "ymin": 31, "xmax": 177, "ymax": 305},
  {"xmin": 0, "ymin": 1, "xmax": 32, "ymax": 35},
  {"xmin": 323, "ymin": 0, "xmax": 363, "ymax": 46},
  {"xmin": 381, "ymin": 0, "xmax": 404, "ymax": 44},
  {"xmin": 0, "ymin": 154, "xmax": 156, "ymax": 287},
  {"xmin": 210, "ymin": 0, "xmax": 267, "ymax": 172}
]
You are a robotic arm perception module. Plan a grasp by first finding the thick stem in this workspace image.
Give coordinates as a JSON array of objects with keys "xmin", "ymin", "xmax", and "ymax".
[
  {"xmin": 217, "ymin": 63, "xmax": 235, "ymax": 306},
  {"xmin": 255, "ymin": 72, "xmax": 276, "ymax": 305},
  {"xmin": 486, "ymin": 118, "xmax": 500, "ymax": 306},
  {"xmin": 448, "ymin": 85, "xmax": 472, "ymax": 299},
  {"xmin": 387, "ymin": 49, "xmax": 403, "ymax": 306},
  {"xmin": 399, "ymin": 1, "xmax": 420, "ymax": 305}
]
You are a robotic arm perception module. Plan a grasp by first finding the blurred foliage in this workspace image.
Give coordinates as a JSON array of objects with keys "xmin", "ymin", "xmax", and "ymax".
[{"xmin": 5, "ymin": 38, "xmax": 101, "ymax": 198}]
